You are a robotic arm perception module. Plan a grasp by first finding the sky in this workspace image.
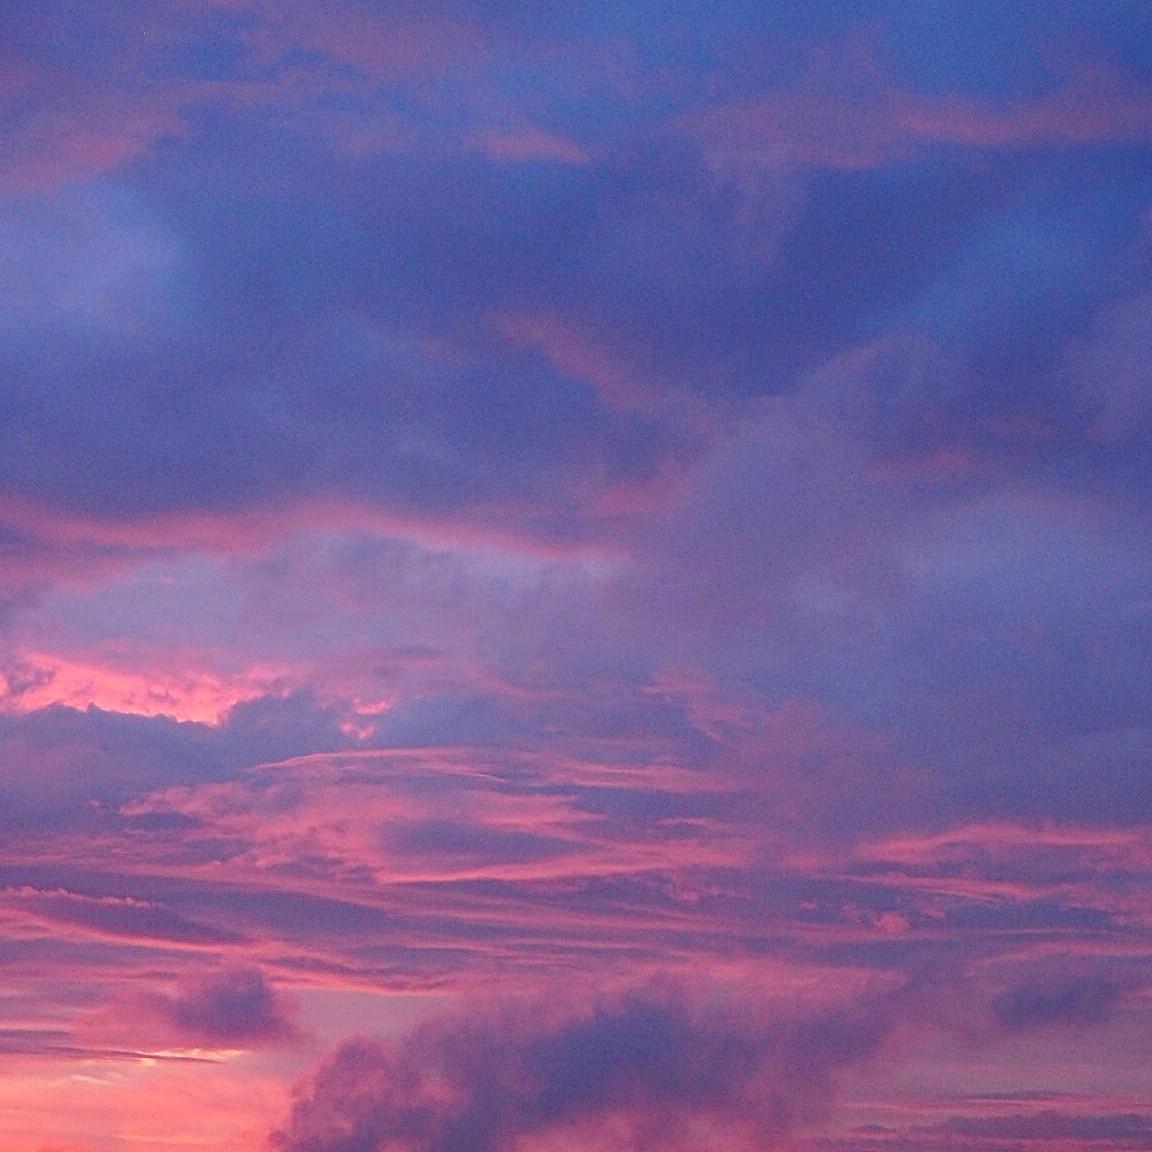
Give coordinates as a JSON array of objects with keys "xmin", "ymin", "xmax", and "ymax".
[{"xmin": 1, "ymin": 2, "xmax": 1151, "ymax": 1150}]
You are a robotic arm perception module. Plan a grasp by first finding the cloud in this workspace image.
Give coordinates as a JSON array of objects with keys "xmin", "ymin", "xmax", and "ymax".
[
  {"xmin": 246, "ymin": 1, "xmax": 491, "ymax": 82},
  {"xmin": 0, "ymin": 705, "xmax": 221, "ymax": 829},
  {"xmin": 8, "ymin": 888, "xmax": 243, "ymax": 948},
  {"xmin": 822, "ymin": 1110, "xmax": 1152, "ymax": 1152},
  {"xmin": 936, "ymin": 1111, "xmax": 1152, "ymax": 1143},
  {"xmin": 0, "ymin": 6, "xmax": 1150, "ymax": 1149},
  {"xmin": 0, "ymin": 88, "xmax": 184, "ymax": 193},
  {"xmin": 134, "ymin": 965, "xmax": 299, "ymax": 1046},
  {"xmin": 471, "ymin": 128, "xmax": 590, "ymax": 167},
  {"xmin": 677, "ymin": 69, "xmax": 1152, "ymax": 180},
  {"xmin": 0, "ymin": 691, "xmax": 356, "ymax": 834},
  {"xmin": 220, "ymin": 690, "xmax": 357, "ymax": 766},
  {"xmin": 990, "ymin": 977, "xmax": 1127, "ymax": 1032},
  {"xmin": 270, "ymin": 983, "xmax": 895, "ymax": 1152},
  {"xmin": 1067, "ymin": 290, "xmax": 1152, "ymax": 445}
]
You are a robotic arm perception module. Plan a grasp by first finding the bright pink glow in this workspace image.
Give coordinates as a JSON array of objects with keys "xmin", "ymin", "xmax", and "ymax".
[
  {"xmin": 0, "ymin": 1051, "xmax": 292, "ymax": 1152},
  {"xmin": 0, "ymin": 648, "xmax": 291, "ymax": 722}
]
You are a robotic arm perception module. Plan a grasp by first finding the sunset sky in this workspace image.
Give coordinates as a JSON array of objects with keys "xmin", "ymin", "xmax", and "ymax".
[{"xmin": 2, "ymin": 3, "xmax": 1152, "ymax": 1150}]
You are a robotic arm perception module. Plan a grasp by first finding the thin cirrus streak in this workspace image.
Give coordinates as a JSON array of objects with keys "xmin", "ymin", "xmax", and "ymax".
[
  {"xmin": 677, "ymin": 70, "xmax": 1152, "ymax": 178},
  {"xmin": 1, "ymin": 2, "xmax": 1151, "ymax": 1150}
]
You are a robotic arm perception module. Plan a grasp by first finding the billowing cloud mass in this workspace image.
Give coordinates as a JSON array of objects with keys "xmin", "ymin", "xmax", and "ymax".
[
  {"xmin": 272, "ymin": 985, "xmax": 896, "ymax": 1152},
  {"xmin": 0, "ymin": 2, "xmax": 1150, "ymax": 1150}
]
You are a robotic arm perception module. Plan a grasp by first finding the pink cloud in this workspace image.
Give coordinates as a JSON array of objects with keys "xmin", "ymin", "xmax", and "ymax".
[
  {"xmin": 473, "ymin": 127, "xmax": 590, "ymax": 165},
  {"xmin": 678, "ymin": 70, "xmax": 1152, "ymax": 178},
  {"xmin": 0, "ymin": 4, "xmax": 493, "ymax": 195},
  {"xmin": 894, "ymin": 70, "xmax": 1152, "ymax": 147},
  {"xmin": 6, "ymin": 887, "xmax": 243, "ymax": 949},
  {"xmin": 0, "ymin": 82, "xmax": 184, "ymax": 193},
  {"xmin": 122, "ymin": 746, "xmax": 755, "ymax": 891},
  {"xmin": 0, "ymin": 492, "xmax": 629, "ymax": 563},
  {"xmin": 493, "ymin": 312, "xmax": 661, "ymax": 412}
]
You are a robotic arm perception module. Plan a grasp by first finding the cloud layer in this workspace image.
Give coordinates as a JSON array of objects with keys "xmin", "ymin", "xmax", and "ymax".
[{"xmin": 0, "ymin": 2, "xmax": 1150, "ymax": 1150}]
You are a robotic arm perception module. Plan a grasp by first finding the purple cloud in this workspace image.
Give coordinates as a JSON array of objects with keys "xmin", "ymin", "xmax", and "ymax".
[
  {"xmin": 990, "ymin": 977, "xmax": 1127, "ymax": 1033},
  {"xmin": 271, "ymin": 983, "xmax": 895, "ymax": 1152},
  {"xmin": 138, "ymin": 965, "xmax": 299, "ymax": 1046}
]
